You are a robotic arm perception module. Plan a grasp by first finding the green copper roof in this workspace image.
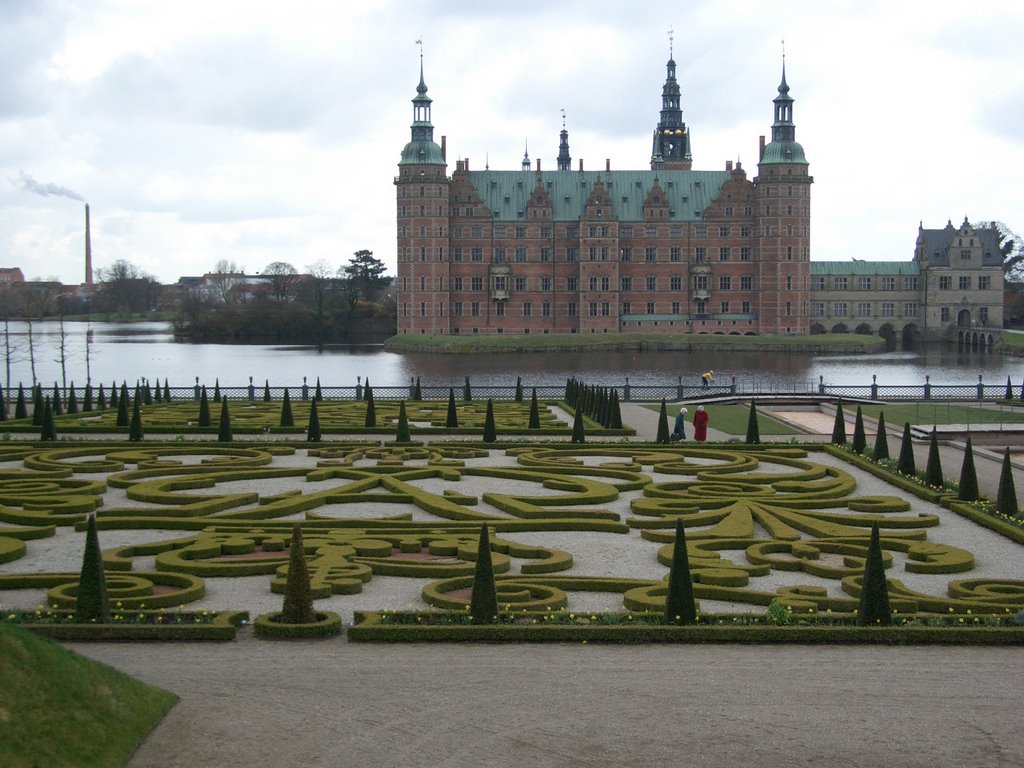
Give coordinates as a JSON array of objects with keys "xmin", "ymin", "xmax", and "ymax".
[
  {"xmin": 760, "ymin": 140, "xmax": 807, "ymax": 165},
  {"xmin": 399, "ymin": 140, "xmax": 445, "ymax": 166},
  {"xmin": 465, "ymin": 169, "xmax": 731, "ymax": 222},
  {"xmin": 811, "ymin": 261, "xmax": 919, "ymax": 275}
]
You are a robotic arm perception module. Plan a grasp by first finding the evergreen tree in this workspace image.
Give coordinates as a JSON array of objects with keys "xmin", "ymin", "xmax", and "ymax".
[
  {"xmin": 213, "ymin": 379, "xmax": 221, "ymax": 402},
  {"xmin": 745, "ymin": 401, "xmax": 761, "ymax": 444},
  {"xmin": 40, "ymin": 397, "xmax": 56, "ymax": 441},
  {"xmin": 469, "ymin": 525, "xmax": 498, "ymax": 625},
  {"xmin": 528, "ymin": 388, "xmax": 541, "ymax": 429},
  {"xmin": 446, "ymin": 388, "xmax": 458, "ymax": 429},
  {"xmin": 1006, "ymin": 376, "xmax": 1014, "ymax": 400},
  {"xmin": 0, "ymin": 384, "xmax": 6, "ymax": 421},
  {"xmin": 198, "ymin": 386, "xmax": 211, "ymax": 427},
  {"xmin": 83, "ymin": 383, "xmax": 93, "ymax": 412},
  {"xmin": 482, "ymin": 398, "xmax": 497, "ymax": 443},
  {"xmin": 463, "ymin": 376, "xmax": 472, "ymax": 401},
  {"xmin": 314, "ymin": 377, "xmax": 323, "ymax": 401},
  {"xmin": 396, "ymin": 400, "xmax": 412, "ymax": 442},
  {"xmin": 830, "ymin": 400, "xmax": 846, "ymax": 445},
  {"xmin": 279, "ymin": 388, "xmax": 294, "ymax": 427},
  {"xmin": 872, "ymin": 411, "xmax": 890, "ymax": 461},
  {"xmin": 263, "ymin": 379, "xmax": 272, "ymax": 401},
  {"xmin": 96, "ymin": 384, "xmax": 106, "ymax": 411},
  {"xmin": 996, "ymin": 446, "xmax": 1019, "ymax": 517},
  {"xmin": 924, "ymin": 428, "xmax": 943, "ymax": 487},
  {"xmin": 610, "ymin": 390, "xmax": 623, "ymax": 430},
  {"xmin": 856, "ymin": 522, "xmax": 891, "ymax": 626},
  {"xmin": 217, "ymin": 399, "xmax": 233, "ymax": 442},
  {"xmin": 52, "ymin": 382, "xmax": 63, "ymax": 415},
  {"xmin": 664, "ymin": 519, "xmax": 697, "ymax": 625},
  {"xmin": 571, "ymin": 407, "xmax": 585, "ymax": 444},
  {"xmin": 280, "ymin": 525, "xmax": 316, "ymax": 624},
  {"xmin": 958, "ymin": 437, "xmax": 980, "ymax": 501},
  {"xmin": 364, "ymin": 387, "xmax": 377, "ymax": 428},
  {"xmin": 413, "ymin": 376, "xmax": 422, "ymax": 401},
  {"xmin": 116, "ymin": 385, "xmax": 130, "ymax": 427},
  {"xmin": 75, "ymin": 514, "xmax": 109, "ymax": 623},
  {"xmin": 108, "ymin": 382, "xmax": 118, "ymax": 413},
  {"xmin": 67, "ymin": 382, "xmax": 78, "ymax": 414},
  {"xmin": 897, "ymin": 422, "xmax": 916, "ymax": 476},
  {"xmin": 143, "ymin": 381, "xmax": 152, "ymax": 405},
  {"xmin": 31, "ymin": 384, "xmax": 44, "ymax": 426},
  {"xmin": 153, "ymin": 378, "xmax": 161, "ymax": 403},
  {"xmin": 14, "ymin": 384, "xmax": 27, "ymax": 419},
  {"xmin": 163, "ymin": 379, "xmax": 171, "ymax": 402},
  {"xmin": 128, "ymin": 395, "xmax": 144, "ymax": 441},
  {"xmin": 362, "ymin": 378, "xmax": 370, "ymax": 401},
  {"xmin": 307, "ymin": 398, "xmax": 321, "ymax": 441},
  {"xmin": 514, "ymin": 376, "xmax": 523, "ymax": 402},
  {"xmin": 656, "ymin": 399, "xmax": 670, "ymax": 444},
  {"xmin": 851, "ymin": 406, "xmax": 866, "ymax": 454}
]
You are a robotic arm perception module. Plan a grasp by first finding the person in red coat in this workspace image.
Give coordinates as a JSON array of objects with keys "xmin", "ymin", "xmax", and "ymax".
[{"xmin": 692, "ymin": 405, "xmax": 709, "ymax": 442}]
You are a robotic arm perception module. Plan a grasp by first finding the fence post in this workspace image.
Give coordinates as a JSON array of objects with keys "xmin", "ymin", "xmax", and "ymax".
[
  {"xmin": 871, "ymin": 374, "xmax": 877, "ymax": 400},
  {"xmin": 977, "ymin": 374, "xmax": 984, "ymax": 401},
  {"xmin": 818, "ymin": 375, "xmax": 825, "ymax": 395},
  {"xmin": 731, "ymin": 375, "xmax": 737, "ymax": 395},
  {"xmin": 623, "ymin": 376, "xmax": 631, "ymax": 402},
  {"xmin": 355, "ymin": 376, "xmax": 362, "ymax": 401},
  {"xmin": 247, "ymin": 376, "xmax": 255, "ymax": 401},
  {"xmin": 194, "ymin": 376, "xmax": 200, "ymax": 401},
  {"xmin": 676, "ymin": 375, "xmax": 684, "ymax": 401},
  {"xmin": 924, "ymin": 375, "xmax": 930, "ymax": 400},
  {"xmin": 301, "ymin": 376, "xmax": 309, "ymax": 401}
]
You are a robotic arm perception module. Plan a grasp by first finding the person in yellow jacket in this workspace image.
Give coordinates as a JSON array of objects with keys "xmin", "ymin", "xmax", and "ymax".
[{"xmin": 701, "ymin": 370, "xmax": 714, "ymax": 388}]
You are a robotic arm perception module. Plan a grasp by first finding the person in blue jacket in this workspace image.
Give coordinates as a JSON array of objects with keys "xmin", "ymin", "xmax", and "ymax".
[{"xmin": 672, "ymin": 407, "xmax": 688, "ymax": 441}]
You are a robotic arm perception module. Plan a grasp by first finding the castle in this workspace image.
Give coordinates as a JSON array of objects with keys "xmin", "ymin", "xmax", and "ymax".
[{"xmin": 395, "ymin": 51, "xmax": 1002, "ymax": 346}]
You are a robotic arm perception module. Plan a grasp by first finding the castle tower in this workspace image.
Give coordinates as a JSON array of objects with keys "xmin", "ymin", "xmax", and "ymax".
[
  {"xmin": 557, "ymin": 110, "xmax": 571, "ymax": 171},
  {"xmin": 650, "ymin": 42, "xmax": 692, "ymax": 171},
  {"xmin": 755, "ymin": 60, "xmax": 812, "ymax": 334},
  {"xmin": 396, "ymin": 49, "xmax": 450, "ymax": 334}
]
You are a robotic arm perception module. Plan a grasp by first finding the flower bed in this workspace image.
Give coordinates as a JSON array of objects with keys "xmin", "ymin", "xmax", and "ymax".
[{"xmin": 4, "ymin": 607, "xmax": 249, "ymax": 641}]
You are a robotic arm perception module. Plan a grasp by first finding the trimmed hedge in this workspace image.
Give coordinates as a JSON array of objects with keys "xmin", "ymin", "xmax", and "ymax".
[
  {"xmin": 12, "ymin": 610, "xmax": 248, "ymax": 641},
  {"xmin": 252, "ymin": 610, "xmax": 341, "ymax": 638}
]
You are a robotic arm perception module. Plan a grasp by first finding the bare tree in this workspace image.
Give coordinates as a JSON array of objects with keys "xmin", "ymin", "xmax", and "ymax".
[
  {"xmin": 304, "ymin": 259, "xmax": 335, "ymax": 322},
  {"xmin": 262, "ymin": 262, "xmax": 300, "ymax": 302},
  {"xmin": 95, "ymin": 259, "xmax": 160, "ymax": 316},
  {"xmin": 208, "ymin": 260, "xmax": 244, "ymax": 303}
]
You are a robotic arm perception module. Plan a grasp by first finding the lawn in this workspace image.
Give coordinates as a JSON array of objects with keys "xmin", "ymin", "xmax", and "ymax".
[{"xmin": 642, "ymin": 402, "xmax": 803, "ymax": 435}]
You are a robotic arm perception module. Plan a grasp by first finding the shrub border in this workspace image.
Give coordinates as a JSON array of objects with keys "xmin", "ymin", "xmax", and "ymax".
[
  {"xmin": 252, "ymin": 610, "xmax": 342, "ymax": 638},
  {"xmin": 12, "ymin": 610, "xmax": 248, "ymax": 641}
]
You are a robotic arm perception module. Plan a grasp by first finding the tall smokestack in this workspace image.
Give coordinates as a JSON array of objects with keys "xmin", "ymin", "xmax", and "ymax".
[{"xmin": 84, "ymin": 204, "xmax": 93, "ymax": 286}]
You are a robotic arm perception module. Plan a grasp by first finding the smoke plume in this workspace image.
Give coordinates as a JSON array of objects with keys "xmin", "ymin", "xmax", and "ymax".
[{"xmin": 13, "ymin": 170, "xmax": 85, "ymax": 202}]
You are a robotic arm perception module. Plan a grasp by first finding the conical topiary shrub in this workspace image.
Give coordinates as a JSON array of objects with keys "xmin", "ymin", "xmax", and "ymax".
[
  {"xmin": 108, "ymin": 382, "xmax": 118, "ymax": 411},
  {"xmin": 52, "ymin": 383, "xmax": 63, "ymax": 415},
  {"xmin": 924, "ymin": 428, "xmax": 943, "ymax": 488},
  {"xmin": 528, "ymin": 389, "xmax": 540, "ymax": 429},
  {"xmin": 198, "ymin": 386, "xmax": 211, "ymax": 427},
  {"xmin": 163, "ymin": 379, "xmax": 171, "ymax": 402},
  {"xmin": 857, "ymin": 522, "xmax": 891, "ymax": 626},
  {"xmin": 40, "ymin": 397, "xmax": 56, "ymax": 441},
  {"xmin": 280, "ymin": 525, "xmax": 316, "ymax": 624},
  {"xmin": 262, "ymin": 380, "xmax": 271, "ymax": 402},
  {"xmin": 745, "ymin": 401, "xmax": 760, "ymax": 444},
  {"xmin": 830, "ymin": 400, "xmax": 847, "ymax": 445},
  {"xmin": 217, "ymin": 399, "xmax": 233, "ymax": 442},
  {"xmin": 364, "ymin": 387, "xmax": 377, "ymax": 428},
  {"xmin": 571, "ymin": 407, "xmax": 585, "ymax": 444},
  {"xmin": 96, "ymin": 384, "xmax": 106, "ymax": 411},
  {"xmin": 116, "ymin": 384, "xmax": 130, "ymax": 427},
  {"xmin": 143, "ymin": 381, "xmax": 152, "ymax": 405},
  {"xmin": 31, "ymin": 384, "xmax": 44, "ymax": 426},
  {"xmin": 314, "ymin": 377, "xmax": 323, "ymax": 401},
  {"xmin": 482, "ymin": 398, "xmax": 497, "ymax": 443},
  {"xmin": 996, "ymin": 447, "xmax": 1019, "ymax": 517},
  {"xmin": 656, "ymin": 399, "xmax": 670, "ymax": 444},
  {"xmin": 413, "ymin": 376, "xmax": 422, "ymax": 401},
  {"xmin": 279, "ymin": 388, "xmax": 294, "ymax": 427},
  {"xmin": 128, "ymin": 395, "xmax": 144, "ymax": 442},
  {"xmin": 514, "ymin": 376, "xmax": 523, "ymax": 403},
  {"xmin": 469, "ymin": 525, "xmax": 498, "ymax": 625},
  {"xmin": 897, "ymin": 422, "xmax": 916, "ymax": 476},
  {"xmin": 463, "ymin": 377, "xmax": 472, "ymax": 402},
  {"xmin": 213, "ymin": 379, "xmax": 221, "ymax": 402},
  {"xmin": 14, "ymin": 384, "xmax": 27, "ymax": 419},
  {"xmin": 307, "ymin": 398, "xmax": 321, "ymax": 442},
  {"xmin": 664, "ymin": 519, "xmax": 697, "ymax": 625},
  {"xmin": 445, "ymin": 388, "xmax": 458, "ymax": 429},
  {"xmin": 958, "ymin": 437, "xmax": 980, "ymax": 502},
  {"xmin": 851, "ymin": 406, "xmax": 866, "ymax": 455},
  {"xmin": 1006, "ymin": 376, "xmax": 1014, "ymax": 400},
  {"xmin": 83, "ymin": 383, "xmax": 93, "ymax": 412},
  {"xmin": 67, "ymin": 382, "xmax": 78, "ymax": 414},
  {"xmin": 75, "ymin": 514, "xmax": 109, "ymax": 623},
  {"xmin": 872, "ymin": 411, "xmax": 889, "ymax": 461},
  {"xmin": 395, "ymin": 400, "xmax": 411, "ymax": 442}
]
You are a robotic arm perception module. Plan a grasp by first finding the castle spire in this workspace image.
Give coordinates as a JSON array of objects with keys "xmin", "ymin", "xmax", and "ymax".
[
  {"xmin": 399, "ymin": 42, "xmax": 445, "ymax": 167},
  {"xmin": 650, "ymin": 33, "xmax": 691, "ymax": 171},
  {"xmin": 557, "ymin": 108, "xmax": 571, "ymax": 171}
]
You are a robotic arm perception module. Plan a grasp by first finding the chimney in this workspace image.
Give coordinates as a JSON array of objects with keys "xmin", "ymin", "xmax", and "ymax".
[
  {"xmin": 578, "ymin": 159, "xmax": 583, "ymax": 171},
  {"xmin": 726, "ymin": 160, "xmax": 733, "ymax": 171},
  {"xmin": 536, "ymin": 159, "xmax": 541, "ymax": 172},
  {"xmin": 441, "ymin": 136, "xmax": 447, "ymax": 162},
  {"xmin": 759, "ymin": 135, "xmax": 765, "ymax": 162},
  {"xmin": 84, "ymin": 204, "xmax": 93, "ymax": 287},
  {"xmin": 605, "ymin": 159, "xmax": 610, "ymax": 172}
]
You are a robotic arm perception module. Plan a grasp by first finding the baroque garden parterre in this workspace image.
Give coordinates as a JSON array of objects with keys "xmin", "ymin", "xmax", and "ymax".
[{"xmin": 2, "ymin": 392, "xmax": 1024, "ymax": 640}]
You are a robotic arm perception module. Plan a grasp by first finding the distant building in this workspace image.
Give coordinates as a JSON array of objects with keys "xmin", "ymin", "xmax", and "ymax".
[{"xmin": 0, "ymin": 268, "xmax": 25, "ymax": 286}]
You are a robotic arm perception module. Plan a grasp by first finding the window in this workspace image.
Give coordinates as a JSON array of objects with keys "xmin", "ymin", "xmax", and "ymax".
[
  {"xmin": 589, "ymin": 302, "xmax": 598, "ymax": 317},
  {"xmin": 939, "ymin": 276, "xmax": 952, "ymax": 290},
  {"xmin": 495, "ymin": 302, "xmax": 505, "ymax": 317},
  {"xmin": 646, "ymin": 301, "xmax": 655, "ymax": 314},
  {"xmin": 601, "ymin": 302, "xmax": 610, "ymax": 316},
  {"xmin": 695, "ymin": 226, "xmax": 707, "ymax": 238},
  {"xmin": 741, "ymin": 226, "xmax": 752, "ymax": 237},
  {"xmin": 720, "ymin": 301, "xmax": 730, "ymax": 313},
  {"xmin": 540, "ymin": 247, "xmax": 551, "ymax": 262},
  {"xmin": 540, "ymin": 277, "xmax": 552, "ymax": 291},
  {"xmin": 671, "ymin": 301, "xmax": 680, "ymax": 313},
  {"xmin": 741, "ymin": 301, "xmax": 751, "ymax": 313},
  {"xmin": 718, "ymin": 226, "xmax": 729, "ymax": 237},
  {"xmin": 857, "ymin": 277, "xmax": 872, "ymax": 291},
  {"xmin": 980, "ymin": 307, "xmax": 989, "ymax": 324},
  {"xmin": 566, "ymin": 247, "xmax": 578, "ymax": 262},
  {"xmin": 812, "ymin": 302, "xmax": 824, "ymax": 317},
  {"xmin": 589, "ymin": 277, "xmax": 598, "ymax": 291},
  {"xmin": 670, "ymin": 246, "xmax": 682, "ymax": 262},
  {"xmin": 454, "ymin": 301, "xmax": 463, "ymax": 316},
  {"xmin": 834, "ymin": 302, "xmax": 848, "ymax": 317},
  {"xmin": 940, "ymin": 307, "xmax": 951, "ymax": 322},
  {"xmin": 857, "ymin": 302, "xmax": 871, "ymax": 317},
  {"xmin": 645, "ymin": 246, "xmax": 657, "ymax": 262},
  {"xmin": 696, "ymin": 299, "xmax": 707, "ymax": 314},
  {"xmin": 694, "ymin": 246, "xmax": 707, "ymax": 263},
  {"xmin": 959, "ymin": 276, "xmax": 971, "ymax": 290},
  {"xmin": 471, "ymin": 276, "xmax": 483, "ymax": 291},
  {"xmin": 515, "ymin": 226, "xmax": 526, "ymax": 238},
  {"xmin": 719, "ymin": 247, "xmax": 731, "ymax": 262},
  {"xmin": 904, "ymin": 276, "xmax": 918, "ymax": 290},
  {"xmin": 786, "ymin": 275, "xmax": 793, "ymax": 290},
  {"xmin": 880, "ymin": 276, "xmax": 896, "ymax": 290},
  {"xmin": 621, "ymin": 226, "xmax": 632, "ymax": 239},
  {"xmin": 740, "ymin": 275, "xmax": 753, "ymax": 290},
  {"xmin": 454, "ymin": 277, "xmax": 463, "ymax": 291},
  {"xmin": 740, "ymin": 246, "xmax": 752, "ymax": 262},
  {"xmin": 515, "ymin": 276, "xmax": 527, "ymax": 291},
  {"xmin": 494, "ymin": 226, "xmax": 507, "ymax": 238},
  {"xmin": 471, "ymin": 225, "xmax": 484, "ymax": 238},
  {"xmin": 979, "ymin": 275, "xmax": 992, "ymax": 290},
  {"xmin": 812, "ymin": 276, "xmax": 825, "ymax": 290},
  {"xmin": 622, "ymin": 301, "xmax": 631, "ymax": 314},
  {"xmin": 960, "ymin": 249, "xmax": 971, "ymax": 260},
  {"xmin": 600, "ymin": 276, "xmax": 610, "ymax": 291},
  {"xmin": 542, "ymin": 301, "xmax": 551, "ymax": 316},
  {"xmin": 646, "ymin": 276, "xmax": 657, "ymax": 291},
  {"xmin": 567, "ymin": 277, "xmax": 578, "ymax": 291},
  {"xmin": 566, "ymin": 225, "xmax": 579, "ymax": 239},
  {"xmin": 621, "ymin": 276, "xmax": 632, "ymax": 291},
  {"xmin": 670, "ymin": 276, "xmax": 681, "ymax": 291},
  {"xmin": 719, "ymin": 275, "xmax": 732, "ymax": 290},
  {"xmin": 494, "ymin": 247, "xmax": 506, "ymax": 263},
  {"xmin": 834, "ymin": 277, "xmax": 848, "ymax": 291},
  {"xmin": 645, "ymin": 226, "xmax": 656, "ymax": 238},
  {"xmin": 515, "ymin": 247, "xmax": 527, "ymax": 262},
  {"xmin": 540, "ymin": 226, "xmax": 551, "ymax": 239},
  {"xmin": 568, "ymin": 301, "xmax": 577, "ymax": 316},
  {"xmin": 620, "ymin": 247, "xmax": 632, "ymax": 261},
  {"xmin": 881, "ymin": 302, "xmax": 895, "ymax": 317},
  {"xmin": 588, "ymin": 247, "xmax": 598, "ymax": 261},
  {"xmin": 454, "ymin": 247, "xmax": 463, "ymax": 262},
  {"xmin": 694, "ymin": 274, "xmax": 709, "ymax": 290},
  {"xmin": 471, "ymin": 301, "xmax": 480, "ymax": 316},
  {"xmin": 523, "ymin": 302, "xmax": 531, "ymax": 317},
  {"xmin": 471, "ymin": 247, "xmax": 483, "ymax": 262}
]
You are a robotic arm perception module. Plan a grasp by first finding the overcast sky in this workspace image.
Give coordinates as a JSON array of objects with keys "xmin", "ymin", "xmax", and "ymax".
[{"xmin": 2, "ymin": 0, "xmax": 1022, "ymax": 285}]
